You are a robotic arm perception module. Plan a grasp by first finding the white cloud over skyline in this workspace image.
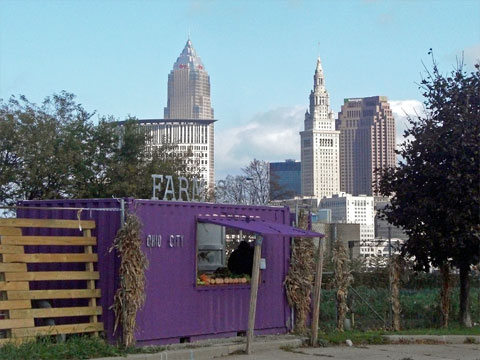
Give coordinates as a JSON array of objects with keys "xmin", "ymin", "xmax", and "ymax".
[
  {"xmin": 215, "ymin": 106, "xmax": 304, "ymax": 178},
  {"xmin": 389, "ymin": 99, "xmax": 424, "ymax": 147},
  {"xmin": 215, "ymin": 99, "xmax": 425, "ymax": 180}
]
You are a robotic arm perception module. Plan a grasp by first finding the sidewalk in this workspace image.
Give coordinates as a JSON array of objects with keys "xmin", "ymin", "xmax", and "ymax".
[
  {"xmin": 96, "ymin": 334, "xmax": 480, "ymax": 360},
  {"xmin": 222, "ymin": 343, "xmax": 480, "ymax": 360},
  {"xmin": 98, "ymin": 335, "xmax": 305, "ymax": 360}
]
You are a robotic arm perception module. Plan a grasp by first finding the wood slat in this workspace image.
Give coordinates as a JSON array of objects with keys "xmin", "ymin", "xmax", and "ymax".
[
  {"xmin": 2, "ymin": 253, "xmax": 98, "ymax": 263},
  {"xmin": 0, "ymin": 263, "xmax": 27, "ymax": 272},
  {"xmin": 0, "ymin": 227, "xmax": 22, "ymax": 236},
  {"xmin": 0, "ymin": 245, "xmax": 24, "ymax": 254},
  {"xmin": 1, "ymin": 236, "xmax": 96, "ymax": 246},
  {"xmin": 0, "ymin": 300, "xmax": 31, "ymax": 310},
  {"xmin": 0, "ymin": 218, "xmax": 102, "ymax": 342},
  {"xmin": 0, "ymin": 218, "xmax": 95, "ymax": 230},
  {"xmin": 0, "ymin": 318, "xmax": 34, "ymax": 330},
  {"xmin": 12, "ymin": 322, "xmax": 104, "ymax": 337},
  {"xmin": 5, "ymin": 271, "xmax": 100, "ymax": 282},
  {"xmin": 0, "ymin": 281, "xmax": 29, "ymax": 291},
  {"xmin": 10, "ymin": 306, "xmax": 102, "ymax": 319},
  {"xmin": 7, "ymin": 289, "xmax": 101, "ymax": 300},
  {"xmin": 84, "ymin": 228, "xmax": 98, "ymax": 332}
]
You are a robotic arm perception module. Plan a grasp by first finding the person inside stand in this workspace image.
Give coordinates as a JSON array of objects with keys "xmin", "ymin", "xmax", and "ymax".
[{"xmin": 228, "ymin": 240, "xmax": 254, "ymax": 276}]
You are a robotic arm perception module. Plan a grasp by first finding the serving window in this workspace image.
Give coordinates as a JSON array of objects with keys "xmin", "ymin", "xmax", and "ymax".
[{"xmin": 196, "ymin": 222, "xmax": 255, "ymax": 286}]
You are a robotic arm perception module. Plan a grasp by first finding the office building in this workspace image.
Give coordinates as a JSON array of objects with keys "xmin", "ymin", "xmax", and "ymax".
[
  {"xmin": 374, "ymin": 196, "xmax": 408, "ymax": 240},
  {"xmin": 320, "ymin": 192, "xmax": 376, "ymax": 256},
  {"xmin": 300, "ymin": 57, "xmax": 340, "ymax": 199},
  {"xmin": 312, "ymin": 222, "xmax": 361, "ymax": 260},
  {"xmin": 139, "ymin": 39, "xmax": 215, "ymax": 189},
  {"xmin": 269, "ymin": 160, "xmax": 301, "ymax": 200},
  {"xmin": 337, "ymin": 96, "xmax": 396, "ymax": 196},
  {"xmin": 312, "ymin": 208, "xmax": 332, "ymax": 223}
]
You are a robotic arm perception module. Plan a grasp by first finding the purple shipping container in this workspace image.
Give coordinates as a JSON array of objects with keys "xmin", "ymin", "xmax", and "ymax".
[{"xmin": 18, "ymin": 198, "xmax": 295, "ymax": 345}]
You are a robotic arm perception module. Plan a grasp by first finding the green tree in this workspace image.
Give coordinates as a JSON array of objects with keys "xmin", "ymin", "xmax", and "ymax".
[
  {"xmin": 0, "ymin": 92, "xmax": 94, "ymax": 205},
  {"xmin": 0, "ymin": 92, "xmax": 200, "ymax": 205},
  {"xmin": 379, "ymin": 58, "xmax": 480, "ymax": 326},
  {"xmin": 95, "ymin": 117, "xmax": 198, "ymax": 199}
]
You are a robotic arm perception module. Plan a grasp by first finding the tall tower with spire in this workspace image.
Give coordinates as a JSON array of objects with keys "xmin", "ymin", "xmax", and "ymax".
[
  {"xmin": 164, "ymin": 39, "xmax": 214, "ymax": 120},
  {"xmin": 300, "ymin": 57, "xmax": 340, "ymax": 199},
  {"xmin": 162, "ymin": 39, "xmax": 215, "ymax": 187}
]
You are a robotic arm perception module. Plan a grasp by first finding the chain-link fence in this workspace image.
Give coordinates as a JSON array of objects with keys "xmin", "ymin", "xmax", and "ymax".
[{"xmin": 319, "ymin": 270, "xmax": 480, "ymax": 331}]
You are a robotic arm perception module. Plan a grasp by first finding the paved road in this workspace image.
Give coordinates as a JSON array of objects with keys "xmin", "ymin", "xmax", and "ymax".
[{"xmin": 219, "ymin": 343, "xmax": 480, "ymax": 360}]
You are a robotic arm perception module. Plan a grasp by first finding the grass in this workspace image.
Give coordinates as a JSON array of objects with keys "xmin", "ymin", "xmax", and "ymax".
[
  {"xmin": 317, "ymin": 330, "xmax": 389, "ymax": 346},
  {"xmin": 319, "ymin": 286, "xmax": 480, "ymax": 331},
  {"xmin": 391, "ymin": 325, "xmax": 480, "ymax": 336},
  {"xmin": 0, "ymin": 335, "xmax": 166, "ymax": 360},
  {"xmin": 315, "ymin": 325, "xmax": 480, "ymax": 347}
]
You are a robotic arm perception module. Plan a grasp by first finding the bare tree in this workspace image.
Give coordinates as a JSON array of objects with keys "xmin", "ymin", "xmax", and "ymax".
[
  {"xmin": 215, "ymin": 175, "xmax": 249, "ymax": 204},
  {"xmin": 242, "ymin": 159, "xmax": 269, "ymax": 205},
  {"xmin": 216, "ymin": 159, "xmax": 270, "ymax": 205}
]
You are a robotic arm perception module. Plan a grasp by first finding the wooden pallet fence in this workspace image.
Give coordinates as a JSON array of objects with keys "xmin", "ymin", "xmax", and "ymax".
[{"xmin": 0, "ymin": 218, "xmax": 103, "ymax": 345}]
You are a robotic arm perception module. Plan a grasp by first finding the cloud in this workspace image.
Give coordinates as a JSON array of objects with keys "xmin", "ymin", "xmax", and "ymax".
[
  {"xmin": 464, "ymin": 43, "xmax": 480, "ymax": 67},
  {"xmin": 215, "ymin": 106, "xmax": 304, "ymax": 179},
  {"xmin": 215, "ymin": 100, "xmax": 425, "ymax": 179},
  {"xmin": 389, "ymin": 99, "xmax": 424, "ymax": 147}
]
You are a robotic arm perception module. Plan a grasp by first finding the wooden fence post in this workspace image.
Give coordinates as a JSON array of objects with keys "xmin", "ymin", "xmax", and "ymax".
[
  {"xmin": 246, "ymin": 235, "xmax": 262, "ymax": 355},
  {"xmin": 311, "ymin": 237, "xmax": 325, "ymax": 346}
]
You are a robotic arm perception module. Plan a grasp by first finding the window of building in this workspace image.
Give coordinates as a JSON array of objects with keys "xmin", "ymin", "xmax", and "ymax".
[{"xmin": 196, "ymin": 223, "xmax": 255, "ymax": 286}]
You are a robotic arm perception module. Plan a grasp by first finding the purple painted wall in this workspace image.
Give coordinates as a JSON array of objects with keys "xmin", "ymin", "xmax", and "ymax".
[{"xmin": 19, "ymin": 199, "xmax": 293, "ymax": 345}]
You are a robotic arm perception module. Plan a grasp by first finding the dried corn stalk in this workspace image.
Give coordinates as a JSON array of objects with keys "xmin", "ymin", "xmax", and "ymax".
[
  {"xmin": 440, "ymin": 263, "xmax": 451, "ymax": 328},
  {"xmin": 284, "ymin": 211, "xmax": 315, "ymax": 334},
  {"xmin": 389, "ymin": 255, "xmax": 403, "ymax": 331},
  {"xmin": 332, "ymin": 240, "xmax": 352, "ymax": 332},
  {"xmin": 110, "ymin": 213, "xmax": 148, "ymax": 347}
]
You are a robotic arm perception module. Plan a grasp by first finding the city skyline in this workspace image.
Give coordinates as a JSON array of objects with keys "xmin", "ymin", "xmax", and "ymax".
[
  {"xmin": 300, "ymin": 57, "xmax": 340, "ymax": 199},
  {"xmin": 1, "ymin": 0, "xmax": 479, "ymax": 179},
  {"xmin": 338, "ymin": 96, "xmax": 396, "ymax": 196},
  {"xmin": 163, "ymin": 39, "xmax": 215, "ymax": 187}
]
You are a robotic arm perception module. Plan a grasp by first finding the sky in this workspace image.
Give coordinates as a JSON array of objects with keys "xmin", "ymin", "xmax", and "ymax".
[{"xmin": 1, "ymin": 0, "xmax": 479, "ymax": 179}]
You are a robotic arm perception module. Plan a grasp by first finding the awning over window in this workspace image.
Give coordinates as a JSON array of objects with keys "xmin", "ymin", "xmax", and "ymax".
[{"xmin": 197, "ymin": 216, "xmax": 323, "ymax": 238}]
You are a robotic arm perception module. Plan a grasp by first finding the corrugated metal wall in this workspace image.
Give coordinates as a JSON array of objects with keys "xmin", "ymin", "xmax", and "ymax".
[{"xmin": 18, "ymin": 199, "xmax": 292, "ymax": 345}]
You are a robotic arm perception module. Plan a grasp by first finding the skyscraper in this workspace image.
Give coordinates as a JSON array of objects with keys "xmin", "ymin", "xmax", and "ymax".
[
  {"xmin": 337, "ymin": 96, "xmax": 396, "ymax": 196},
  {"xmin": 320, "ymin": 192, "xmax": 375, "ymax": 249},
  {"xmin": 164, "ymin": 39, "xmax": 215, "ymax": 188},
  {"xmin": 269, "ymin": 160, "xmax": 301, "ymax": 200},
  {"xmin": 164, "ymin": 39, "xmax": 214, "ymax": 121},
  {"xmin": 300, "ymin": 57, "xmax": 340, "ymax": 199},
  {"xmin": 138, "ymin": 39, "xmax": 215, "ymax": 190}
]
